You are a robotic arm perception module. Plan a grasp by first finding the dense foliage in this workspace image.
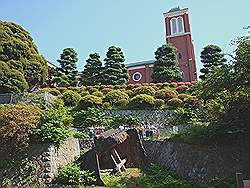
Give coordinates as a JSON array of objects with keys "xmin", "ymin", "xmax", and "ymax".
[
  {"xmin": 55, "ymin": 48, "xmax": 78, "ymax": 86},
  {"xmin": 102, "ymin": 46, "xmax": 129, "ymax": 85},
  {"xmin": 39, "ymin": 82, "xmax": 193, "ymax": 110},
  {"xmin": 35, "ymin": 107, "xmax": 73, "ymax": 144},
  {"xmin": 0, "ymin": 21, "xmax": 48, "ymax": 92},
  {"xmin": 61, "ymin": 90, "xmax": 81, "ymax": 107},
  {"xmin": 152, "ymin": 44, "xmax": 182, "ymax": 83},
  {"xmin": 168, "ymin": 36, "xmax": 250, "ymax": 144},
  {"xmin": 81, "ymin": 53, "xmax": 103, "ymax": 85},
  {"xmin": 129, "ymin": 94, "xmax": 156, "ymax": 109},
  {"xmin": 0, "ymin": 61, "xmax": 28, "ymax": 93},
  {"xmin": 72, "ymin": 107, "xmax": 110, "ymax": 129},
  {"xmin": 199, "ymin": 45, "xmax": 227, "ymax": 80},
  {"xmin": 104, "ymin": 90, "xmax": 129, "ymax": 106},
  {"xmin": 57, "ymin": 163, "xmax": 96, "ymax": 186},
  {"xmin": 0, "ymin": 104, "xmax": 41, "ymax": 150},
  {"xmin": 78, "ymin": 95, "xmax": 102, "ymax": 109}
]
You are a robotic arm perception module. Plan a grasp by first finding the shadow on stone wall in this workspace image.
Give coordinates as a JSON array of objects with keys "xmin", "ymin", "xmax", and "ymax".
[
  {"xmin": 0, "ymin": 138, "xmax": 80, "ymax": 185},
  {"xmin": 143, "ymin": 138, "xmax": 250, "ymax": 181}
]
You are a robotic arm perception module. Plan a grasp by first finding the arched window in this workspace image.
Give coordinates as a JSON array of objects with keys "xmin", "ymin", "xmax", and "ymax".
[
  {"xmin": 181, "ymin": 71, "xmax": 184, "ymax": 80},
  {"xmin": 177, "ymin": 17, "xmax": 184, "ymax": 33},
  {"xmin": 170, "ymin": 18, "xmax": 177, "ymax": 35}
]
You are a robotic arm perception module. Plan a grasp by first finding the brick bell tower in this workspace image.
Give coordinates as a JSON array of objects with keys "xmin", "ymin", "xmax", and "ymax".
[{"xmin": 164, "ymin": 7, "xmax": 197, "ymax": 81}]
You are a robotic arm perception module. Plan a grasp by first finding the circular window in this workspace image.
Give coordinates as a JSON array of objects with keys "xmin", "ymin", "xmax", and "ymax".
[{"xmin": 132, "ymin": 72, "xmax": 142, "ymax": 82}]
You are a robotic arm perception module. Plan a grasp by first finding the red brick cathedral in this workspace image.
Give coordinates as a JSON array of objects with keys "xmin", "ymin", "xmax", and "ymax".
[{"xmin": 127, "ymin": 7, "xmax": 197, "ymax": 84}]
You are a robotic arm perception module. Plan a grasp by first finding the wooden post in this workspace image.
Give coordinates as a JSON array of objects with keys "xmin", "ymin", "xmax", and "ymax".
[
  {"xmin": 236, "ymin": 173, "xmax": 244, "ymax": 188},
  {"xmin": 110, "ymin": 149, "xmax": 126, "ymax": 173},
  {"xmin": 113, "ymin": 149, "xmax": 126, "ymax": 171}
]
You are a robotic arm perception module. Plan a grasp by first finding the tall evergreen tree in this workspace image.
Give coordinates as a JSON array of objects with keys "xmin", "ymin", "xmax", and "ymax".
[
  {"xmin": 81, "ymin": 53, "xmax": 103, "ymax": 85},
  {"xmin": 0, "ymin": 21, "xmax": 48, "ymax": 91},
  {"xmin": 57, "ymin": 48, "xmax": 78, "ymax": 86},
  {"xmin": 102, "ymin": 46, "xmax": 129, "ymax": 85},
  {"xmin": 199, "ymin": 45, "xmax": 226, "ymax": 80},
  {"xmin": 152, "ymin": 44, "xmax": 182, "ymax": 83}
]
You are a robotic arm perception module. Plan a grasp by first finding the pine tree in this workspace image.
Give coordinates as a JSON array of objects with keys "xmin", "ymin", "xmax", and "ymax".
[
  {"xmin": 102, "ymin": 46, "xmax": 129, "ymax": 85},
  {"xmin": 81, "ymin": 53, "xmax": 103, "ymax": 85},
  {"xmin": 57, "ymin": 48, "xmax": 78, "ymax": 86},
  {"xmin": 57, "ymin": 48, "xmax": 78, "ymax": 73},
  {"xmin": 199, "ymin": 45, "xmax": 226, "ymax": 80},
  {"xmin": 152, "ymin": 44, "xmax": 182, "ymax": 83}
]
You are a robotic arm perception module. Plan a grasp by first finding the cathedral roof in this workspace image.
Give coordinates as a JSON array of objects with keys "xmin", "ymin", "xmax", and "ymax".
[
  {"xmin": 167, "ymin": 7, "xmax": 181, "ymax": 13},
  {"xmin": 125, "ymin": 60, "xmax": 154, "ymax": 68}
]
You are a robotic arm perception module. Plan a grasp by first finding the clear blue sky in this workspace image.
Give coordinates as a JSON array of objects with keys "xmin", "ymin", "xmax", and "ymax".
[{"xmin": 1, "ymin": 0, "xmax": 249, "ymax": 75}]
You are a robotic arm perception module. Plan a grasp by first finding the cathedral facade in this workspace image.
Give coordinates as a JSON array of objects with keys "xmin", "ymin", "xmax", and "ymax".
[{"xmin": 126, "ymin": 7, "xmax": 197, "ymax": 84}]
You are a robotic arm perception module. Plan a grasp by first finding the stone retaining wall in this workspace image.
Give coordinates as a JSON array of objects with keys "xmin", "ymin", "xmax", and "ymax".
[
  {"xmin": 104, "ymin": 110, "xmax": 173, "ymax": 134},
  {"xmin": 29, "ymin": 138, "xmax": 80, "ymax": 184},
  {"xmin": 0, "ymin": 138, "xmax": 80, "ymax": 185},
  {"xmin": 143, "ymin": 139, "xmax": 250, "ymax": 180}
]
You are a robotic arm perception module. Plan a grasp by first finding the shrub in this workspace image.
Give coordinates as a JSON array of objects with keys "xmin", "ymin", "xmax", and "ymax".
[
  {"xmin": 177, "ymin": 82, "xmax": 185, "ymax": 86},
  {"xmin": 114, "ymin": 85, "xmax": 122, "ymax": 89},
  {"xmin": 101, "ymin": 88, "xmax": 112, "ymax": 94},
  {"xmin": 98, "ymin": 85, "xmax": 106, "ymax": 90},
  {"xmin": 155, "ymin": 99, "xmax": 165, "ymax": 108},
  {"xmin": 0, "ymin": 104, "xmax": 41, "ymax": 149},
  {"xmin": 155, "ymin": 83, "xmax": 163, "ymax": 88},
  {"xmin": 178, "ymin": 94, "xmax": 191, "ymax": 100},
  {"xmin": 155, "ymin": 89, "xmax": 177, "ymax": 101},
  {"xmin": 73, "ymin": 108, "xmax": 111, "ymax": 129},
  {"xmin": 57, "ymin": 163, "xmax": 96, "ymax": 186},
  {"xmin": 106, "ymin": 85, "xmax": 114, "ymax": 89},
  {"xmin": 170, "ymin": 82, "xmax": 178, "ymax": 88},
  {"xmin": 92, "ymin": 85, "xmax": 101, "ymax": 90},
  {"xmin": 184, "ymin": 82, "xmax": 192, "ymax": 86},
  {"xmin": 129, "ymin": 94, "xmax": 155, "ymax": 109},
  {"xmin": 124, "ymin": 90, "xmax": 134, "ymax": 97},
  {"xmin": 116, "ymin": 98, "xmax": 129, "ymax": 107},
  {"xmin": 133, "ymin": 86, "xmax": 156, "ymax": 96},
  {"xmin": 35, "ymin": 107, "xmax": 73, "ymax": 144},
  {"xmin": 77, "ymin": 86, "xmax": 87, "ymax": 91},
  {"xmin": 105, "ymin": 90, "xmax": 129, "ymax": 105},
  {"xmin": 126, "ymin": 84, "xmax": 136, "ymax": 89},
  {"xmin": 73, "ymin": 131, "xmax": 90, "ymax": 139},
  {"xmin": 54, "ymin": 98, "xmax": 65, "ymax": 109},
  {"xmin": 176, "ymin": 85, "xmax": 188, "ymax": 93},
  {"xmin": 78, "ymin": 95, "xmax": 102, "ymax": 109},
  {"xmin": 87, "ymin": 87, "xmax": 99, "ymax": 94},
  {"xmin": 102, "ymin": 102, "xmax": 112, "ymax": 109},
  {"xmin": 162, "ymin": 82, "xmax": 170, "ymax": 87},
  {"xmin": 61, "ymin": 90, "xmax": 81, "ymax": 107},
  {"xmin": 92, "ymin": 91, "xmax": 104, "ymax": 98},
  {"xmin": 183, "ymin": 96, "xmax": 200, "ymax": 107},
  {"xmin": 168, "ymin": 107, "xmax": 201, "ymax": 126},
  {"xmin": 57, "ymin": 87, "xmax": 67, "ymax": 93},
  {"xmin": 109, "ymin": 115, "xmax": 140, "ymax": 128},
  {"xmin": 168, "ymin": 98, "xmax": 183, "ymax": 107},
  {"xmin": 80, "ymin": 90, "xmax": 90, "ymax": 97}
]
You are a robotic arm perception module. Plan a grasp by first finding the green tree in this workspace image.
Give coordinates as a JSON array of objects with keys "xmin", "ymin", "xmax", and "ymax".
[
  {"xmin": 152, "ymin": 44, "xmax": 182, "ymax": 83},
  {"xmin": 234, "ymin": 36, "xmax": 250, "ymax": 87},
  {"xmin": 102, "ymin": 46, "xmax": 129, "ymax": 85},
  {"xmin": 0, "ymin": 21, "xmax": 48, "ymax": 91},
  {"xmin": 0, "ymin": 61, "xmax": 28, "ymax": 93},
  {"xmin": 57, "ymin": 48, "xmax": 78, "ymax": 86},
  {"xmin": 81, "ymin": 53, "xmax": 103, "ymax": 85},
  {"xmin": 199, "ymin": 45, "xmax": 227, "ymax": 80}
]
